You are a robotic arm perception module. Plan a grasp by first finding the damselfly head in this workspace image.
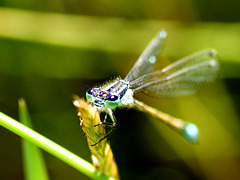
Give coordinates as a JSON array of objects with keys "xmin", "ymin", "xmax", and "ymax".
[{"xmin": 86, "ymin": 87, "xmax": 120, "ymax": 110}]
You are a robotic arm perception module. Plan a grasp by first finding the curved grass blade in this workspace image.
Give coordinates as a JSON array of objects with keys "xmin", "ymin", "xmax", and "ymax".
[{"xmin": 0, "ymin": 111, "xmax": 113, "ymax": 180}]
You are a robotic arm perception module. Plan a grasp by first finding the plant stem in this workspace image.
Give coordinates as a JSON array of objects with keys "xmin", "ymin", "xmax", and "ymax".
[{"xmin": 73, "ymin": 97, "xmax": 119, "ymax": 180}]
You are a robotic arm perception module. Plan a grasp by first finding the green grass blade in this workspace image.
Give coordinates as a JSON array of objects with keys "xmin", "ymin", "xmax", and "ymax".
[
  {"xmin": 0, "ymin": 111, "xmax": 113, "ymax": 180},
  {"xmin": 19, "ymin": 98, "xmax": 49, "ymax": 180}
]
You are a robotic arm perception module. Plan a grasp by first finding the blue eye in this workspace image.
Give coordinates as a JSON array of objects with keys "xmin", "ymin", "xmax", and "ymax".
[
  {"xmin": 87, "ymin": 88, "xmax": 93, "ymax": 94},
  {"xmin": 105, "ymin": 95, "xmax": 120, "ymax": 109},
  {"xmin": 86, "ymin": 88, "xmax": 99, "ymax": 102},
  {"xmin": 108, "ymin": 95, "xmax": 118, "ymax": 101}
]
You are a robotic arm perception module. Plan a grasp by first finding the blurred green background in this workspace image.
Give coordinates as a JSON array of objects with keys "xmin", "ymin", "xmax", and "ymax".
[{"xmin": 0, "ymin": 1, "xmax": 240, "ymax": 180}]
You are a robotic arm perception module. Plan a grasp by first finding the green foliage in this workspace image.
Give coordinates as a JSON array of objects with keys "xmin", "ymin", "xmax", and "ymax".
[{"xmin": 0, "ymin": 2, "xmax": 240, "ymax": 180}]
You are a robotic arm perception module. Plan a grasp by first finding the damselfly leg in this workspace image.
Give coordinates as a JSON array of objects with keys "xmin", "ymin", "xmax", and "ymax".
[{"xmin": 91, "ymin": 111, "xmax": 117, "ymax": 146}]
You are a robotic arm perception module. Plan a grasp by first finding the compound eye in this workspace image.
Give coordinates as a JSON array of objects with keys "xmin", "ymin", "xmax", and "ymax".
[
  {"xmin": 108, "ymin": 95, "xmax": 118, "ymax": 101},
  {"xmin": 87, "ymin": 88, "xmax": 94, "ymax": 95},
  {"xmin": 105, "ymin": 95, "xmax": 120, "ymax": 109}
]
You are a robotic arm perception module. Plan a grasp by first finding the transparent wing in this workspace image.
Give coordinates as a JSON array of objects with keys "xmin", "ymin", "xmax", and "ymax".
[
  {"xmin": 124, "ymin": 30, "xmax": 167, "ymax": 82},
  {"xmin": 130, "ymin": 49, "xmax": 219, "ymax": 98}
]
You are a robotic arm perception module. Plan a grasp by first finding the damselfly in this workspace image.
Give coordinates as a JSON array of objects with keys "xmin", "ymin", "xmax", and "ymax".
[{"xmin": 85, "ymin": 30, "xmax": 219, "ymax": 145}]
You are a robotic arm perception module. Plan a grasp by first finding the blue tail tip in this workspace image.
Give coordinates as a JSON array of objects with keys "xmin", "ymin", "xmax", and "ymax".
[{"xmin": 182, "ymin": 123, "xmax": 199, "ymax": 144}]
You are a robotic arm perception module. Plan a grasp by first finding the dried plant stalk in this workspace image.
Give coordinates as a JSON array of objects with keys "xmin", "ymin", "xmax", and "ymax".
[{"xmin": 73, "ymin": 96, "xmax": 119, "ymax": 179}]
